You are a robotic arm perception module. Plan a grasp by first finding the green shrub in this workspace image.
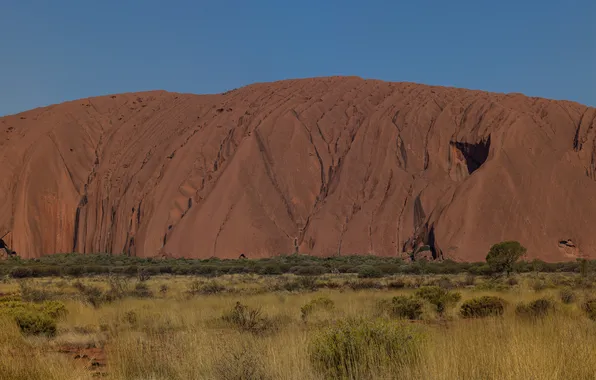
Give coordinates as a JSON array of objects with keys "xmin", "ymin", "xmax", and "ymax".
[
  {"xmin": 559, "ymin": 288, "xmax": 576, "ymax": 304},
  {"xmin": 301, "ymin": 297, "xmax": 335, "ymax": 321},
  {"xmin": 200, "ymin": 281, "xmax": 226, "ymax": 295},
  {"xmin": 262, "ymin": 264, "xmax": 283, "ymax": 275},
  {"xmin": 10, "ymin": 267, "xmax": 33, "ymax": 278},
  {"xmin": 460, "ymin": 296, "xmax": 506, "ymax": 318},
  {"xmin": 462, "ymin": 275, "xmax": 476, "ymax": 287},
  {"xmin": 415, "ymin": 286, "xmax": 461, "ymax": 315},
  {"xmin": 467, "ymin": 264, "xmax": 493, "ymax": 276},
  {"xmin": 63, "ymin": 265, "xmax": 85, "ymax": 277},
  {"xmin": 222, "ymin": 301, "xmax": 274, "ymax": 335},
  {"xmin": 338, "ymin": 265, "xmax": 358, "ymax": 273},
  {"xmin": 40, "ymin": 300, "xmax": 67, "ymax": 319},
  {"xmin": 474, "ymin": 278, "xmax": 510, "ymax": 292},
  {"xmin": 347, "ymin": 279, "xmax": 384, "ymax": 290},
  {"xmin": 515, "ymin": 298, "xmax": 555, "ymax": 319},
  {"xmin": 291, "ymin": 265, "xmax": 328, "ymax": 276},
  {"xmin": 278, "ymin": 276, "xmax": 319, "ymax": 292},
  {"xmin": 18, "ymin": 281, "xmax": 55, "ymax": 302},
  {"xmin": 390, "ymin": 296, "xmax": 424, "ymax": 320},
  {"xmin": 136, "ymin": 268, "xmax": 151, "ymax": 282},
  {"xmin": 387, "ymin": 279, "xmax": 406, "ymax": 289},
  {"xmin": 13, "ymin": 310, "xmax": 57, "ymax": 336},
  {"xmin": 0, "ymin": 294, "xmax": 21, "ymax": 303},
  {"xmin": 131, "ymin": 282, "xmax": 153, "ymax": 298},
  {"xmin": 428, "ymin": 277, "xmax": 455, "ymax": 289},
  {"xmin": 551, "ymin": 274, "xmax": 575, "ymax": 288},
  {"xmin": 581, "ymin": 299, "xmax": 596, "ymax": 320},
  {"xmin": 358, "ymin": 265, "xmax": 383, "ymax": 278},
  {"xmin": 378, "ymin": 264, "xmax": 402, "ymax": 275},
  {"xmin": 73, "ymin": 281, "xmax": 104, "ymax": 308},
  {"xmin": 187, "ymin": 280, "xmax": 226, "ymax": 296},
  {"xmin": 531, "ymin": 279, "xmax": 547, "ymax": 292},
  {"xmin": 308, "ymin": 318, "xmax": 422, "ymax": 379},
  {"xmin": 0, "ymin": 300, "xmax": 63, "ymax": 336},
  {"xmin": 104, "ymin": 275, "xmax": 130, "ymax": 301}
]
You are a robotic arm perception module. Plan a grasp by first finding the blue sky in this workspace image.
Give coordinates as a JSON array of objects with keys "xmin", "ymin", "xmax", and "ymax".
[{"xmin": 1, "ymin": 0, "xmax": 594, "ymax": 116}]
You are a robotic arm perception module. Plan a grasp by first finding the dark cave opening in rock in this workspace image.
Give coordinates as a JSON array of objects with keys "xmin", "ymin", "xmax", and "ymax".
[
  {"xmin": 452, "ymin": 136, "xmax": 491, "ymax": 174},
  {"xmin": 427, "ymin": 225, "xmax": 438, "ymax": 260}
]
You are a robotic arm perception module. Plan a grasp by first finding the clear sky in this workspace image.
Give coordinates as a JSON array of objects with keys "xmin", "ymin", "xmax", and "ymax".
[{"xmin": 1, "ymin": 0, "xmax": 594, "ymax": 116}]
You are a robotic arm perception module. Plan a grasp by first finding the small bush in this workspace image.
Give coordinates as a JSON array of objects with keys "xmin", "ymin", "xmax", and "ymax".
[
  {"xmin": 0, "ymin": 300, "xmax": 63, "ymax": 336},
  {"xmin": 10, "ymin": 267, "xmax": 33, "ymax": 278},
  {"xmin": 159, "ymin": 284, "xmax": 169, "ymax": 295},
  {"xmin": 474, "ymin": 278, "xmax": 510, "ymax": 292},
  {"xmin": 40, "ymin": 300, "xmax": 67, "ymax": 319},
  {"xmin": 131, "ymin": 282, "xmax": 153, "ymax": 298},
  {"xmin": 515, "ymin": 298, "xmax": 555, "ymax": 319},
  {"xmin": 222, "ymin": 302, "xmax": 274, "ymax": 335},
  {"xmin": 559, "ymin": 288, "xmax": 576, "ymax": 304},
  {"xmin": 347, "ymin": 279, "xmax": 384, "ymax": 290},
  {"xmin": 187, "ymin": 280, "xmax": 202, "ymax": 295},
  {"xmin": 0, "ymin": 294, "xmax": 21, "ymax": 303},
  {"xmin": 387, "ymin": 279, "xmax": 407, "ymax": 289},
  {"xmin": 415, "ymin": 286, "xmax": 461, "ymax": 315},
  {"xmin": 308, "ymin": 318, "xmax": 422, "ymax": 379},
  {"xmin": 187, "ymin": 280, "xmax": 226, "ymax": 295},
  {"xmin": 434, "ymin": 277, "xmax": 455, "ymax": 289},
  {"xmin": 292, "ymin": 265, "xmax": 328, "ymax": 276},
  {"xmin": 278, "ymin": 276, "xmax": 319, "ymax": 292},
  {"xmin": 13, "ymin": 310, "xmax": 57, "ymax": 336},
  {"xmin": 73, "ymin": 282, "xmax": 104, "ymax": 308},
  {"xmin": 63, "ymin": 265, "xmax": 85, "ymax": 277},
  {"xmin": 338, "ymin": 265, "xmax": 358, "ymax": 274},
  {"xmin": 531, "ymin": 279, "xmax": 547, "ymax": 292},
  {"xmin": 390, "ymin": 296, "xmax": 424, "ymax": 320},
  {"xmin": 581, "ymin": 299, "xmax": 596, "ymax": 320},
  {"xmin": 462, "ymin": 275, "xmax": 476, "ymax": 287},
  {"xmin": 104, "ymin": 275, "xmax": 129, "ymax": 301},
  {"xmin": 301, "ymin": 297, "xmax": 335, "ymax": 322},
  {"xmin": 460, "ymin": 296, "xmax": 506, "ymax": 318},
  {"xmin": 137, "ymin": 268, "xmax": 151, "ymax": 282},
  {"xmin": 262, "ymin": 264, "xmax": 283, "ymax": 275},
  {"xmin": 18, "ymin": 281, "xmax": 55, "ymax": 302},
  {"xmin": 358, "ymin": 265, "xmax": 383, "ymax": 279},
  {"xmin": 378, "ymin": 264, "xmax": 402, "ymax": 275},
  {"xmin": 201, "ymin": 281, "xmax": 226, "ymax": 295},
  {"xmin": 123, "ymin": 310, "xmax": 138, "ymax": 326}
]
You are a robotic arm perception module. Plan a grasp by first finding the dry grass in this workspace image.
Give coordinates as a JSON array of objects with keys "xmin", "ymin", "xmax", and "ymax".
[{"xmin": 0, "ymin": 273, "xmax": 594, "ymax": 379}]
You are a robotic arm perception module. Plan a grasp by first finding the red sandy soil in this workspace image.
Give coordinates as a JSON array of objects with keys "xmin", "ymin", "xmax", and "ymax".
[
  {"xmin": 1, "ymin": 76, "xmax": 595, "ymax": 262},
  {"xmin": 57, "ymin": 344, "xmax": 107, "ymax": 376}
]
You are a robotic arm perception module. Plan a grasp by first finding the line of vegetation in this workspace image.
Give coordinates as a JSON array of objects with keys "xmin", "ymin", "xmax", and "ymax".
[
  {"xmin": 1, "ymin": 253, "xmax": 594, "ymax": 278},
  {"xmin": 1, "ymin": 241, "xmax": 594, "ymax": 279}
]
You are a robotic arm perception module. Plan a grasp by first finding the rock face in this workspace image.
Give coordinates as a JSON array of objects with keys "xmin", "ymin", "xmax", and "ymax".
[{"xmin": 1, "ymin": 76, "xmax": 595, "ymax": 261}]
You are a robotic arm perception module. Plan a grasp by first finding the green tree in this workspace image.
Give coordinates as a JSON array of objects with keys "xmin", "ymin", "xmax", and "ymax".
[{"xmin": 486, "ymin": 241, "xmax": 527, "ymax": 276}]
